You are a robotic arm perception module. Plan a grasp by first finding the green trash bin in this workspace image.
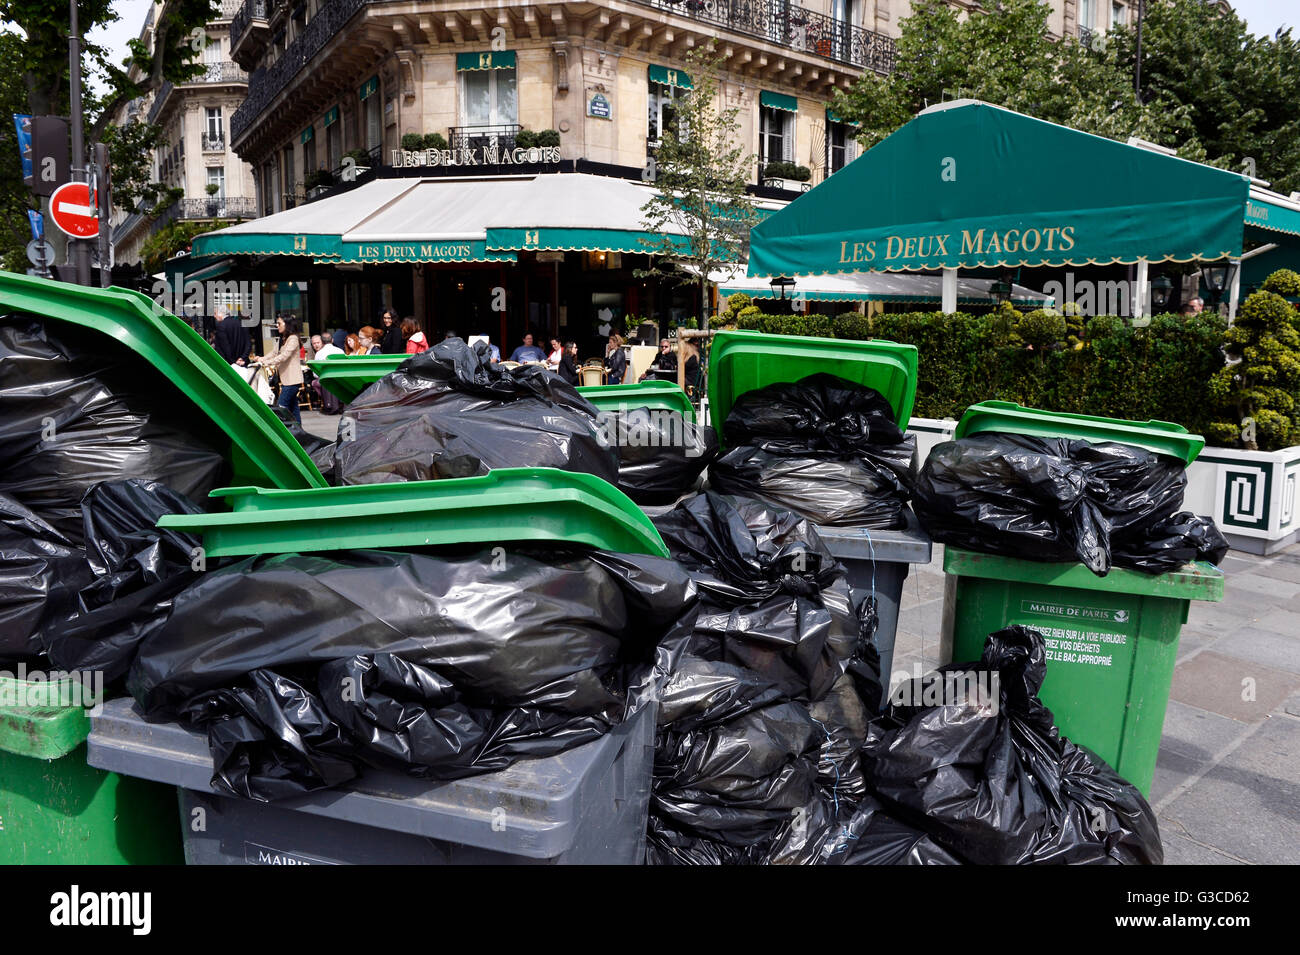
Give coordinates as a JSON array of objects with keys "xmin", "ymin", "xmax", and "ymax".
[
  {"xmin": 940, "ymin": 402, "xmax": 1225, "ymax": 796},
  {"xmin": 0, "ymin": 676, "xmax": 182, "ymax": 864}
]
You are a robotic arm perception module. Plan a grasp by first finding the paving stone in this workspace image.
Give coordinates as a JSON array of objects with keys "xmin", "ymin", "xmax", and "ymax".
[
  {"xmin": 1182, "ymin": 600, "xmax": 1267, "ymax": 637},
  {"xmin": 1169, "ymin": 651, "xmax": 1300, "ymax": 721},
  {"xmin": 1285, "ymin": 693, "xmax": 1300, "ymax": 719},
  {"xmin": 1159, "ymin": 699, "xmax": 1251, "ymax": 759},
  {"xmin": 1157, "ymin": 829, "xmax": 1244, "ymax": 865},
  {"xmin": 1150, "ymin": 749, "xmax": 1205, "ymax": 806},
  {"xmin": 1248, "ymin": 606, "xmax": 1300, "ymax": 638},
  {"xmin": 1254, "ymin": 558, "xmax": 1300, "ymax": 585},
  {"xmin": 899, "ymin": 569, "xmax": 947, "ymax": 610},
  {"xmin": 1174, "ymin": 628, "xmax": 1218, "ymax": 663},
  {"xmin": 1209, "ymin": 628, "xmax": 1300, "ymax": 676}
]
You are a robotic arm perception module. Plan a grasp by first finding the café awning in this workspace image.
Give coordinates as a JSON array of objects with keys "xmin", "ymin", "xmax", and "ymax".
[
  {"xmin": 716, "ymin": 269, "xmax": 1053, "ymax": 306},
  {"xmin": 190, "ymin": 173, "xmax": 757, "ymax": 264},
  {"xmin": 748, "ymin": 100, "xmax": 1253, "ymax": 278}
]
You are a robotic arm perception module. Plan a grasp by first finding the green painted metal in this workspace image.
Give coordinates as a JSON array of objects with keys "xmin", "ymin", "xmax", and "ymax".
[
  {"xmin": 309, "ymin": 354, "xmax": 404, "ymax": 401},
  {"xmin": 955, "ymin": 400, "xmax": 1205, "ymax": 465},
  {"xmin": 0, "ymin": 677, "xmax": 182, "ymax": 864},
  {"xmin": 456, "ymin": 50, "xmax": 517, "ymax": 70},
  {"xmin": 161, "ymin": 467, "xmax": 670, "ymax": 558},
  {"xmin": 760, "ymin": 90, "xmax": 798, "ymax": 113},
  {"xmin": 578, "ymin": 380, "xmax": 694, "ymax": 421},
  {"xmin": 707, "ymin": 329, "xmax": 918, "ymax": 441},
  {"xmin": 748, "ymin": 100, "xmax": 1249, "ymax": 277},
  {"xmin": 944, "ymin": 547, "xmax": 1223, "ymax": 796},
  {"xmin": 649, "ymin": 64, "xmax": 693, "ymax": 89},
  {"xmin": 0, "ymin": 271, "xmax": 326, "ymax": 490}
]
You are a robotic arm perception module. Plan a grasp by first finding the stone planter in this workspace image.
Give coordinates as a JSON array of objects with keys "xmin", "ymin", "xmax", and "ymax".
[{"xmin": 1185, "ymin": 445, "xmax": 1300, "ymax": 555}]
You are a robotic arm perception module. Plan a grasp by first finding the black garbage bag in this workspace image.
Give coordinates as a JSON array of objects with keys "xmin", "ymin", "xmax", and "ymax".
[
  {"xmin": 913, "ymin": 433, "xmax": 1189, "ymax": 576},
  {"xmin": 0, "ymin": 491, "xmax": 90, "ymax": 661},
  {"xmin": 270, "ymin": 405, "xmax": 335, "ymax": 480},
  {"xmin": 331, "ymin": 337, "xmax": 618, "ymax": 486},
  {"xmin": 43, "ymin": 480, "xmax": 205, "ymax": 681},
  {"xmin": 808, "ymin": 673, "xmax": 871, "ymax": 804},
  {"xmin": 0, "ymin": 318, "xmax": 228, "ymax": 543},
  {"xmin": 1111, "ymin": 511, "xmax": 1230, "ymax": 574},
  {"xmin": 723, "ymin": 373, "xmax": 906, "ymax": 453},
  {"xmin": 599, "ymin": 406, "xmax": 718, "ymax": 505},
  {"xmin": 709, "ymin": 443, "xmax": 914, "ymax": 527},
  {"xmin": 860, "ymin": 625, "xmax": 1163, "ymax": 865},
  {"xmin": 652, "ymin": 492, "xmax": 872, "ymax": 702},
  {"xmin": 763, "ymin": 794, "xmax": 965, "ymax": 865},
  {"xmin": 127, "ymin": 545, "xmax": 694, "ymax": 800},
  {"xmin": 713, "ymin": 374, "xmax": 915, "ymax": 527}
]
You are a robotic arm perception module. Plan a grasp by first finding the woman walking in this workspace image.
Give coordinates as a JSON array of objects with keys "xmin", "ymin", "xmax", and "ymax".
[{"xmin": 253, "ymin": 314, "xmax": 304, "ymax": 425}]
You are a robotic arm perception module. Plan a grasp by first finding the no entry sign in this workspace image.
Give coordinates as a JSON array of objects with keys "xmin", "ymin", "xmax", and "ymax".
[{"xmin": 49, "ymin": 181, "xmax": 99, "ymax": 239}]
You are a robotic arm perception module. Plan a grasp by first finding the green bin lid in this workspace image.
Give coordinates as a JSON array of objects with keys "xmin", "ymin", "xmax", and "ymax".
[
  {"xmin": 0, "ymin": 676, "xmax": 94, "ymax": 759},
  {"xmin": 943, "ymin": 547, "xmax": 1224, "ymax": 600},
  {"xmin": 955, "ymin": 400, "xmax": 1205, "ymax": 465},
  {"xmin": 0, "ymin": 272, "xmax": 326, "ymax": 490},
  {"xmin": 707, "ymin": 329, "xmax": 918, "ymax": 443},
  {"xmin": 159, "ymin": 467, "xmax": 670, "ymax": 558},
  {"xmin": 579, "ymin": 380, "xmax": 695, "ymax": 422},
  {"xmin": 309, "ymin": 354, "xmax": 406, "ymax": 402}
]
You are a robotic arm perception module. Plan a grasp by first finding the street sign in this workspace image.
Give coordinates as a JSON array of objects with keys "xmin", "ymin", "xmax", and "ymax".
[
  {"xmin": 26, "ymin": 239, "xmax": 55, "ymax": 266},
  {"xmin": 49, "ymin": 182, "xmax": 99, "ymax": 238}
]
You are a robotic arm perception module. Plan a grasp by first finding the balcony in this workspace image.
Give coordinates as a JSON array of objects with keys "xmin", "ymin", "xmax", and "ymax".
[
  {"xmin": 217, "ymin": 0, "xmax": 243, "ymax": 20},
  {"xmin": 190, "ymin": 61, "xmax": 249, "ymax": 84},
  {"xmin": 201, "ymin": 133, "xmax": 226, "ymax": 152},
  {"xmin": 1078, "ymin": 24, "xmax": 1096, "ymax": 49},
  {"xmin": 145, "ymin": 82, "xmax": 173, "ymax": 124},
  {"xmin": 230, "ymin": 0, "xmax": 271, "ymax": 69},
  {"xmin": 448, "ymin": 124, "xmax": 524, "ymax": 153},
  {"xmin": 177, "ymin": 196, "xmax": 257, "ymax": 220},
  {"xmin": 633, "ymin": 0, "xmax": 896, "ymax": 74}
]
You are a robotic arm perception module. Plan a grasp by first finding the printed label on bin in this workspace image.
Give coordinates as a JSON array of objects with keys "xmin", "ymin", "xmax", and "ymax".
[
  {"xmin": 1020, "ymin": 599, "xmax": 1130, "ymax": 627},
  {"xmin": 244, "ymin": 842, "xmax": 338, "ymax": 865}
]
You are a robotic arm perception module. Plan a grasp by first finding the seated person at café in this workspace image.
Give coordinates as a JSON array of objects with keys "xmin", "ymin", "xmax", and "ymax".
[
  {"xmin": 640, "ymin": 338, "xmax": 678, "ymax": 381},
  {"xmin": 510, "ymin": 332, "xmax": 548, "ymax": 363}
]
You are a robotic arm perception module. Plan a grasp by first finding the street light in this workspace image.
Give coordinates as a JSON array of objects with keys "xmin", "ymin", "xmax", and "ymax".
[
  {"xmin": 989, "ymin": 278, "xmax": 1013, "ymax": 304},
  {"xmin": 1202, "ymin": 262, "xmax": 1235, "ymax": 306},
  {"xmin": 769, "ymin": 276, "xmax": 796, "ymax": 300},
  {"xmin": 1150, "ymin": 274, "xmax": 1173, "ymax": 311}
]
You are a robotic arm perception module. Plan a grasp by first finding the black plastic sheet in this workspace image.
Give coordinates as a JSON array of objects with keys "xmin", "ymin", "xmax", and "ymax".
[
  {"xmin": 0, "ymin": 492, "xmax": 88, "ymax": 660},
  {"xmin": 43, "ymin": 480, "xmax": 205, "ymax": 681},
  {"xmin": 722, "ymin": 373, "xmax": 905, "ymax": 454},
  {"xmin": 860, "ymin": 625, "xmax": 1163, "ymax": 865},
  {"xmin": 599, "ymin": 406, "xmax": 718, "ymax": 505},
  {"xmin": 913, "ymin": 433, "xmax": 1198, "ymax": 576},
  {"xmin": 330, "ymin": 338, "xmax": 618, "ymax": 486},
  {"xmin": 126, "ymin": 546, "xmax": 695, "ymax": 800},
  {"xmin": 764, "ymin": 794, "xmax": 964, "ymax": 865},
  {"xmin": 1112, "ymin": 511, "xmax": 1230, "ymax": 575},
  {"xmin": 0, "ymin": 318, "xmax": 227, "ymax": 543},
  {"xmin": 271, "ymin": 405, "xmax": 335, "ymax": 481}
]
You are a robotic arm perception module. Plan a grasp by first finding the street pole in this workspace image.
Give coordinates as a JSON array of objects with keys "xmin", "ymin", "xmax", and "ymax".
[
  {"xmin": 1135, "ymin": 0, "xmax": 1144, "ymax": 105},
  {"xmin": 68, "ymin": 0, "xmax": 91, "ymax": 286}
]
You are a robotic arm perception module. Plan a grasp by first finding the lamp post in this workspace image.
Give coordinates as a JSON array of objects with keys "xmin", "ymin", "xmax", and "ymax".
[
  {"xmin": 1203, "ymin": 262, "xmax": 1234, "ymax": 307},
  {"xmin": 1150, "ymin": 274, "xmax": 1173, "ymax": 312},
  {"xmin": 769, "ymin": 276, "xmax": 796, "ymax": 300}
]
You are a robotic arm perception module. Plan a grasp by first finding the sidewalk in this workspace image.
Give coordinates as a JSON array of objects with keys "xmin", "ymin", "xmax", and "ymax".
[
  {"xmin": 893, "ymin": 542, "xmax": 1300, "ymax": 865},
  {"xmin": 301, "ymin": 409, "xmax": 1300, "ymax": 863}
]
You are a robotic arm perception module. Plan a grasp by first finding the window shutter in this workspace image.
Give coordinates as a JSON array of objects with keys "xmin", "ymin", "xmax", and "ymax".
[{"xmin": 782, "ymin": 114, "xmax": 794, "ymax": 161}]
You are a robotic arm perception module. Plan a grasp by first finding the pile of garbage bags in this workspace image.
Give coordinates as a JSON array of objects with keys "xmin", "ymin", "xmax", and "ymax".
[
  {"xmin": 709, "ymin": 374, "xmax": 915, "ymax": 527},
  {"xmin": 329, "ymin": 338, "xmax": 619, "ymax": 486},
  {"xmin": 598, "ymin": 406, "xmax": 718, "ymax": 505},
  {"xmin": 121, "ymin": 545, "xmax": 694, "ymax": 801},
  {"xmin": 914, "ymin": 433, "xmax": 1228, "ymax": 576},
  {"xmin": 0, "ymin": 316, "xmax": 228, "ymax": 662},
  {"xmin": 645, "ymin": 493, "xmax": 883, "ymax": 863}
]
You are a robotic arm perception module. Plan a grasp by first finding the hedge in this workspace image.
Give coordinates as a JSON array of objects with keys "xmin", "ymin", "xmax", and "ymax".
[{"xmin": 736, "ymin": 310, "xmax": 1230, "ymax": 440}]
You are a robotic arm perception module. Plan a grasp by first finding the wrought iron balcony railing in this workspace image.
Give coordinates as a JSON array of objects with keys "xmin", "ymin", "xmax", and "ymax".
[
  {"xmin": 1078, "ymin": 24, "xmax": 1096, "ymax": 48},
  {"xmin": 218, "ymin": 0, "xmax": 243, "ymax": 19},
  {"xmin": 448, "ymin": 124, "xmax": 524, "ymax": 153},
  {"xmin": 201, "ymin": 133, "xmax": 226, "ymax": 151},
  {"xmin": 230, "ymin": 0, "xmax": 269, "ymax": 47},
  {"xmin": 193, "ymin": 61, "xmax": 249, "ymax": 84},
  {"xmin": 634, "ymin": 0, "xmax": 896, "ymax": 73},
  {"xmin": 177, "ymin": 196, "xmax": 257, "ymax": 219}
]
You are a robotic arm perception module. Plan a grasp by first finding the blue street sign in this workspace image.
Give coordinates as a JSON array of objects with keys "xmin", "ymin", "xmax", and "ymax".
[{"xmin": 13, "ymin": 114, "xmax": 33, "ymax": 182}]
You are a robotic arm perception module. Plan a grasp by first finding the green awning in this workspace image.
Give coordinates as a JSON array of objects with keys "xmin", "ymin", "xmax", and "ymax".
[
  {"xmin": 487, "ymin": 227, "xmax": 688, "ymax": 255},
  {"xmin": 826, "ymin": 108, "xmax": 859, "ymax": 126},
  {"xmin": 1245, "ymin": 193, "xmax": 1300, "ymax": 242},
  {"xmin": 748, "ymin": 100, "xmax": 1250, "ymax": 277},
  {"xmin": 192, "ymin": 231, "xmax": 343, "ymax": 258},
  {"xmin": 456, "ymin": 51, "xmax": 516, "ymax": 71},
  {"xmin": 1240, "ymin": 243, "xmax": 1300, "ymax": 292},
  {"xmin": 300, "ymin": 126, "xmax": 314, "ymax": 144},
  {"xmin": 323, "ymin": 106, "xmax": 339, "ymax": 127},
  {"xmin": 760, "ymin": 91, "xmax": 798, "ymax": 113},
  {"xmin": 359, "ymin": 75, "xmax": 378, "ymax": 101},
  {"xmin": 649, "ymin": 65, "xmax": 693, "ymax": 89}
]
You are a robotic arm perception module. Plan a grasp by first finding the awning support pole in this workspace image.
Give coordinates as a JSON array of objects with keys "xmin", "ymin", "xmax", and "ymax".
[
  {"xmin": 941, "ymin": 268, "xmax": 957, "ymax": 314},
  {"xmin": 1227, "ymin": 258, "xmax": 1242, "ymax": 325},
  {"xmin": 1134, "ymin": 259, "xmax": 1148, "ymax": 319}
]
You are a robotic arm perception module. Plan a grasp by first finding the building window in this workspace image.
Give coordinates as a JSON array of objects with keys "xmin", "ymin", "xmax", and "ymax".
[
  {"xmin": 831, "ymin": 0, "xmax": 855, "ymax": 58},
  {"xmin": 205, "ymin": 108, "xmax": 222, "ymax": 139},
  {"xmin": 827, "ymin": 120, "xmax": 855, "ymax": 175},
  {"xmin": 1080, "ymin": 0, "xmax": 1094, "ymax": 29},
  {"xmin": 206, "ymin": 166, "xmax": 225, "ymax": 199},
  {"xmin": 1111, "ymin": 2, "xmax": 1126, "ymax": 27},
  {"xmin": 460, "ymin": 66, "xmax": 517, "ymax": 126},
  {"xmin": 760, "ymin": 106, "xmax": 794, "ymax": 167},
  {"xmin": 282, "ymin": 145, "xmax": 295, "ymax": 203},
  {"xmin": 325, "ymin": 108, "xmax": 341, "ymax": 172},
  {"xmin": 304, "ymin": 134, "xmax": 317, "ymax": 174},
  {"xmin": 648, "ymin": 81, "xmax": 687, "ymax": 146}
]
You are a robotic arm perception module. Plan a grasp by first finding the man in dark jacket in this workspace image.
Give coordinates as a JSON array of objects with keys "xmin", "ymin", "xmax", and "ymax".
[{"xmin": 212, "ymin": 308, "xmax": 250, "ymax": 366}]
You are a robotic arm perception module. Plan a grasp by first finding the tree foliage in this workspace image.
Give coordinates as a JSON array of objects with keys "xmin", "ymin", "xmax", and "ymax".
[{"xmin": 638, "ymin": 42, "xmax": 759, "ymax": 329}]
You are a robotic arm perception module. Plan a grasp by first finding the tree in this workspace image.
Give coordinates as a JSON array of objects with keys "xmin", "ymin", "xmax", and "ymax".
[
  {"xmin": 638, "ymin": 43, "xmax": 759, "ymax": 332},
  {"xmin": 831, "ymin": 0, "xmax": 1193, "ymax": 156},
  {"xmin": 1207, "ymin": 271, "xmax": 1300, "ymax": 451}
]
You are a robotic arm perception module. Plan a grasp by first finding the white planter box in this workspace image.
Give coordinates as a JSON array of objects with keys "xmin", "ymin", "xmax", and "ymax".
[{"xmin": 1186, "ymin": 445, "xmax": 1300, "ymax": 554}]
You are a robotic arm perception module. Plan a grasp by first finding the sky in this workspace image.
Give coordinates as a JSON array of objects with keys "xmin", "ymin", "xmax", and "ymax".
[{"xmin": 79, "ymin": 0, "xmax": 1297, "ymax": 98}]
